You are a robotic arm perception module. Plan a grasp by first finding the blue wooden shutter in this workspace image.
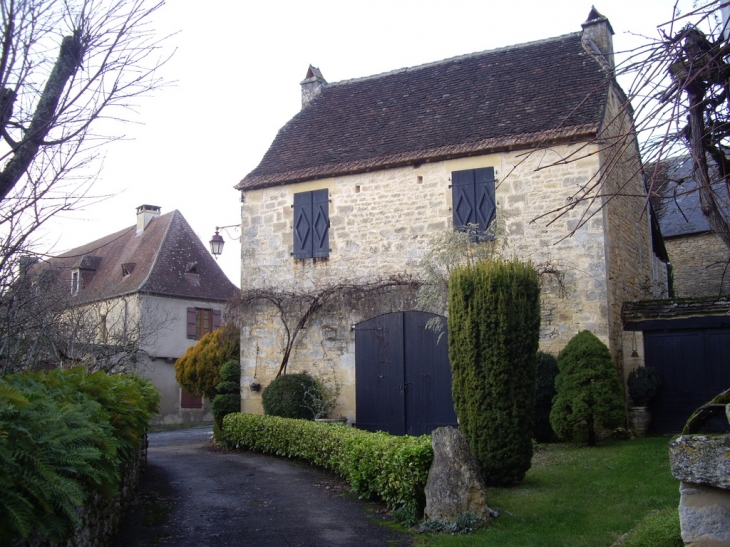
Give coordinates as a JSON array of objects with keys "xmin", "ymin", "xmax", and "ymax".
[
  {"xmin": 474, "ymin": 167, "xmax": 496, "ymax": 238},
  {"xmin": 211, "ymin": 309, "xmax": 222, "ymax": 330},
  {"xmin": 312, "ymin": 189, "xmax": 330, "ymax": 258},
  {"xmin": 451, "ymin": 170, "xmax": 476, "ymax": 230},
  {"xmin": 186, "ymin": 307, "xmax": 196, "ymax": 339},
  {"xmin": 293, "ymin": 191, "xmax": 313, "ymax": 258}
]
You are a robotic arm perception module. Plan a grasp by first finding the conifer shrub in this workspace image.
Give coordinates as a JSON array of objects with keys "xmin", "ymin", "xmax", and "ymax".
[
  {"xmin": 533, "ymin": 351, "xmax": 559, "ymax": 443},
  {"xmin": 448, "ymin": 258, "xmax": 541, "ymax": 485},
  {"xmin": 261, "ymin": 372, "xmax": 322, "ymax": 420},
  {"xmin": 550, "ymin": 330, "xmax": 625, "ymax": 446},
  {"xmin": 175, "ymin": 323, "xmax": 240, "ymax": 399},
  {"xmin": 211, "ymin": 360, "xmax": 241, "ymax": 420}
]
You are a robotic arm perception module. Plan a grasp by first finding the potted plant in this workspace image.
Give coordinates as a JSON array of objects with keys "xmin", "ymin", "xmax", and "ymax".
[{"xmin": 626, "ymin": 366, "xmax": 660, "ymax": 436}]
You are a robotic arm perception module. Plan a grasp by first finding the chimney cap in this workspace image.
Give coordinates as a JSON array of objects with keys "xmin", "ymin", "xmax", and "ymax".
[
  {"xmin": 136, "ymin": 204, "xmax": 161, "ymax": 214},
  {"xmin": 582, "ymin": 6, "xmax": 614, "ymax": 35},
  {"xmin": 300, "ymin": 64, "xmax": 326, "ymax": 85}
]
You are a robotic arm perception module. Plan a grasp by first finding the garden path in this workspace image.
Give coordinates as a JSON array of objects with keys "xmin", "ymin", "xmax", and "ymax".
[{"xmin": 112, "ymin": 426, "xmax": 413, "ymax": 547}]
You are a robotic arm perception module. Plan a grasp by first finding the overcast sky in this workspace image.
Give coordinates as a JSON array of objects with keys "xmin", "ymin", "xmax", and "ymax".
[{"xmin": 40, "ymin": 0, "xmax": 696, "ymax": 286}]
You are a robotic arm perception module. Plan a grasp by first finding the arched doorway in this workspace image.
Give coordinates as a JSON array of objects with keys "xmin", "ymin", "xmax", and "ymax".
[{"xmin": 354, "ymin": 311, "xmax": 458, "ymax": 436}]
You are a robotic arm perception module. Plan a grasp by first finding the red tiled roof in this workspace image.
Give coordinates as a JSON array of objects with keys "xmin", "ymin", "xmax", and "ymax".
[
  {"xmin": 43, "ymin": 210, "xmax": 237, "ymax": 304},
  {"xmin": 238, "ymin": 32, "xmax": 610, "ymax": 190}
]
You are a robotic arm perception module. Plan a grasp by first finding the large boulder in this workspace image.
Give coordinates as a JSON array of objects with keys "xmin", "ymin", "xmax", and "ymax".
[{"xmin": 424, "ymin": 427, "xmax": 491, "ymax": 521}]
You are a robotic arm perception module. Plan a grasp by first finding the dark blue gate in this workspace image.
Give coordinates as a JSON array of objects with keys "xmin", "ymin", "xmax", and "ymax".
[{"xmin": 354, "ymin": 311, "xmax": 458, "ymax": 436}]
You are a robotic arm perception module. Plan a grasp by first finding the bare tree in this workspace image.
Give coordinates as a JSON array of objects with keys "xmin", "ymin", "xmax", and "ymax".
[
  {"xmin": 522, "ymin": 2, "xmax": 730, "ymax": 253},
  {"xmin": 0, "ymin": 259, "xmax": 174, "ymax": 374},
  {"xmin": 0, "ymin": 0, "xmax": 169, "ymax": 370}
]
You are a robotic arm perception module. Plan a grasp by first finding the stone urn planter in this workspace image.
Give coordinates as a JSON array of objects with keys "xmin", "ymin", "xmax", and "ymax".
[
  {"xmin": 626, "ymin": 366, "xmax": 660, "ymax": 437},
  {"xmin": 628, "ymin": 407, "xmax": 651, "ymax": 437}
]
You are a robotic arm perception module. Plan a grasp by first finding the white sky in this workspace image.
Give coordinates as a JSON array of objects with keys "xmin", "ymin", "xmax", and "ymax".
[{"xmin": 41, "ymin": 0, "xmax": 696, "ymax": 286}]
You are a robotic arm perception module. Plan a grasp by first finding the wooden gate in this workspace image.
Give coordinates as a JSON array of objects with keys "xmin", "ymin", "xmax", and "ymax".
[
  {"xmin": 354, "ymin": 311, "xmax": 458, "ymax": 436},
  {"xmin": 644, "ymin": 327, "xmax": 730, "ymax": 433}
]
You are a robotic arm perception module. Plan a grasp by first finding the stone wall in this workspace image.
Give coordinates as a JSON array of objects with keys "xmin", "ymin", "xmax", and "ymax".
[
  {"xmin": 599, "ymin": 85, "xmax": 656, "ymax": 376},
  {"xmin": 240, "ymin": 140, "xmax": 652, "ymax": 419},
  {"xmin": 26, "ymin": 438, "xmax": 146, "ymax": 547},
  {"xmin": 666, "ymin": 232, "xmax": 730, "ymax": 298}
]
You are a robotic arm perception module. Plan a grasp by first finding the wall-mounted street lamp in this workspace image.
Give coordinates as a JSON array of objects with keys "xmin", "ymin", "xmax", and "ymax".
[{"xmin": 209, "ymin": 224, "xmax": 240, "ymax": 259}]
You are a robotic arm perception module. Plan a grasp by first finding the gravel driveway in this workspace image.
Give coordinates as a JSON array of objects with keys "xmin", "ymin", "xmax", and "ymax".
[{"xmin": 112, "ymin": 426, "xmax": 414, "ymax": 547}]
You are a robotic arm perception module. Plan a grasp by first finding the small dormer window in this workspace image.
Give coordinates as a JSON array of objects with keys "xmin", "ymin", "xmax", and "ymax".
[
  {"xmin": 185, "ymin": 262, "xmax": 198, "ymax": 274},
  {"xmin": 121, "ymin": 263, "xmax": 135, "ymax": 277},
  {"xmin": 71, "ymin": 270, "xmax": 80, "ymax": 294}
]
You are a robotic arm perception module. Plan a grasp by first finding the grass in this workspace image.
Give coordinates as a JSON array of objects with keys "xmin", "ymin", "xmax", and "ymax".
[{"xmin": 416, "ymin": 437, "xmax": 679, "ymax": 547}]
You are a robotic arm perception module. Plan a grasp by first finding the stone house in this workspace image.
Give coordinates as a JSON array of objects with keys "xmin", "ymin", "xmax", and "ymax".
[
  {"xmin": 621, "ymin": 158, "xmax": 730, "ymax": 433},
  {"xmin": 41, "ymin": 205, "xmax": 237, "ymax": 425},
  {"xmin": 235, "ymin": 9, "xmax": 666, "ymax": 434},
  {"xmin": 650, "ymin": 156, "xmax": 730, "ymax": 298}
]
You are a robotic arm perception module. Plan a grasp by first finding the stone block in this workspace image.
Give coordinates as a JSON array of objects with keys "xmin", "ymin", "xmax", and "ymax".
[
  {"xmin": 424, "ymin": 427, "xmax": 491, "ymax": 522},
  {"xmin": 669, "ymin": 435, "xmax": 730, "ymax": 489}
]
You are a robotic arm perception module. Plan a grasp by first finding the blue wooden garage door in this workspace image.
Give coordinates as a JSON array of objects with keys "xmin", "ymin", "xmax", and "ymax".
[
  {"xmin": 644, "ymin": 328, "xmax": 730, "ymax": 433},
  {"xmin": 354, "ymin": 311, "xmax": 458, "ymax": 436}
]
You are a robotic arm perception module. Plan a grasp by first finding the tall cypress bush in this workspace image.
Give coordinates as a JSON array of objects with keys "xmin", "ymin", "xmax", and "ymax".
[
  {"xmin": 448, "ymin": 258, "xmax": 540, "ymax": 485},
  {"xmin": 549, "ymin": 330, "xmax": 625, "ymax": 446}
]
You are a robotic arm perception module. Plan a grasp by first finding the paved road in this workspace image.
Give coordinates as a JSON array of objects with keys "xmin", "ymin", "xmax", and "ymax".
[{"xmin": 113, "ymin": 427, "xmax": 414, "ymax": 547}]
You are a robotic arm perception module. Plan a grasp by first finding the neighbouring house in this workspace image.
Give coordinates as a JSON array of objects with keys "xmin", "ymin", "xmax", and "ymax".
[
  {"xmin": 36, "ymin": 205, "xmax": 238, "ymax": 425},
  {"xmin": 235, "ymin": 9, "xmax": 667, "ymax": 435},
  {"xmin": 650, "ymin": 156, "xmax": 730, "ymax": 298},
  {"xmin": 622, "ymin": 157, "xmax": 730, "ymax": 433}
]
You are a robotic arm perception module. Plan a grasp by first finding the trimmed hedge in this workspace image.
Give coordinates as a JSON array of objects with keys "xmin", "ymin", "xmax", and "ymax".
[{"xmin": 222, "ymin": 413, "xmax": 432, "ymax": 509}]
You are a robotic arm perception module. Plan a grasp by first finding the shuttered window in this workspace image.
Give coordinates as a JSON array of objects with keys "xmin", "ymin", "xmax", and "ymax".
[
  {"xmin": 451, "ymin": 167, "xmax": 496, "ymax": 239},
  {"xmin": 187, "ymin": 307, "xmax": 222, "ymax": 340},
  {"xmin": 293, "ymin": 189, "xmax": 329, "ymax": 258}
]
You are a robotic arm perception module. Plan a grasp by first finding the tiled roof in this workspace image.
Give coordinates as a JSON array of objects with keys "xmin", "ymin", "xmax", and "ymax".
[
  {"xmin": 648, "ymin": 157, "xmax": 730, "ymax": 238},
  {"xmin": 42, "ymin": 210, "xmax": 237, "ymax": 304},
  {"xmin": 238, "ymin": 31, "xmax": 610, "ymax": 190}
]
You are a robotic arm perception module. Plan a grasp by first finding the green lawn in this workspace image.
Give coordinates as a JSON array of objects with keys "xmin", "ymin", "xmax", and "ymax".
[{"xmin": 416, "ymin": 437, "xmax": 679, "ymax": 547}]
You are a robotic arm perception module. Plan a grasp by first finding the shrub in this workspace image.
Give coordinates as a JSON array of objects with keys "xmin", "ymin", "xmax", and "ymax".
[
  {"xmin": 533, "ymin": 351, "xmax": 559, "ymax": 443},
  {"xmin": 550, "ymin": 331, "xmax": 625, "ymax": 446},
  {"xmin": 627, "ymin": 366, "xmax": 660, "ymax": 407},
  {"xmin": 448, "ymin": 258, "xmax": 541, "ymax": 485},
  {"xmin": 175, "ymin": 323, "xmax": 240, "ymax": 399},
  {"xmin": 221, "ymin": 413, "xmax": 432, "ymax": 510},
  {"xmin": 211, "ymin": 360, "xmax": 241, "ymax": 420},
  {"xmin": 0, "ymin": 368, "xmax": 158, "ymax": 544},
  {"xmin": 261, "ymin": 372, "xmax": 322, "ymax": 420}
]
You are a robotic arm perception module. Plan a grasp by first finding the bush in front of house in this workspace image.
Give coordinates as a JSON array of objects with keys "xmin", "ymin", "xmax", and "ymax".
[
  {"xmin": 221, "ymin": 413, "xmax": 432, "ymax": 510},
  {"xmin": 211, "ymin": 360, "xmax": 241, "ymax": 419},
  {"xmin": 627, "ymin": 366, "xmax": 660, "ymax": 407},
  {"xmin": 448, "ymin": 258, "xmax": 541, "ymax": 485},
  {"xmin": 261, "ymin": 372, "xmax": 323, "ymax": 420},
  {"xmin": 533, "ymin": 351, "xmax": 559, "ymax": 443},
  {"xmin": 175, "ymin": 323, "xmax": 240, "ymax": 399},
  {"xmin": 0, "ymin": 367, "xmax": 158, "ymax": 544},
  {"xmin": 550, "ymin": 330, "xmax": 625, "ymax": 446}
]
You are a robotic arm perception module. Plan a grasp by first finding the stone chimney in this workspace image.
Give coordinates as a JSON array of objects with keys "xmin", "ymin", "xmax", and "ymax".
[
  {"xmin": 300, "ymin": 65, "xmax": 327, "ymax": 109},
  {"xmin": 581, "ymin": 6, "xmax": 615, "ymax": 71},
  {"xmin": 136, "ymin": 204, "xmax": 161, "ymax": 234}
]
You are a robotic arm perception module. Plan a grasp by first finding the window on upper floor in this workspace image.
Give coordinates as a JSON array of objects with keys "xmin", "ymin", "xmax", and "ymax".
[
  {"xmin": 71, "ymin": 270, "xmax": 80, "ymax": 295},
  {"xmin": 293, "ymin": 189, "xmax": 330, "ymax": 259},
  {"xmin": 186, "ymin": 307, "xmax": 222, "ymax": 340},
  {"xmin": 451, "ymin": 167, "xmax": 496, "ymax": 239}
]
